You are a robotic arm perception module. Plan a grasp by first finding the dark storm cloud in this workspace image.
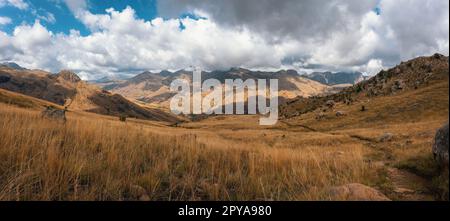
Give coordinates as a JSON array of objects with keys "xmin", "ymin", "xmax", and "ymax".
[{"xmin": 158, "ymin": 0, "xmax": 378, "ymax": 41}]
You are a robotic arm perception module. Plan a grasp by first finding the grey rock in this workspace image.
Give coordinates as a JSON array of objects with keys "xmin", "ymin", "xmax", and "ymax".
[
  {"xmin": 432, "ymin": 122, "xmax": 449, "ymax": 168},
  {"xmin": 379, "ymin": 133, "xmax": 394, "ymax": 142},
  {"xmin": 336, "ymin": 111, "xmax": 346, "ymax": 117}
]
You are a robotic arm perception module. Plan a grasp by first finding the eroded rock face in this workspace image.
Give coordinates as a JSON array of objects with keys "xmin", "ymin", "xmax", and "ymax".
[
  {"xmin": 328, "ymin": 183, "xmax": 390, "ymax": 201},
  {"xmin": 433, "ymin": 122, "xmax": 449, "ymax": 168}
]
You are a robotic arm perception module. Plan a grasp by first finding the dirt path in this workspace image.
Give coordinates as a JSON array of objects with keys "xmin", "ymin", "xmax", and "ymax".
[
  {"xmin": 386, "ymin": 167, "xmax": 434, "ymax": 201},
  {"xmin": 345, "ymin": 133, "xmax": 435, "ymax": 200},
  {"xmin": 280, "ymin": 120, "xmax": 318, "ymax": 132}
]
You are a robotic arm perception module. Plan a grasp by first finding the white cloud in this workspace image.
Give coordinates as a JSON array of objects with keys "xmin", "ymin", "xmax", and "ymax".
[
  {"xmin": 358, "ymin": 59, "xmax": 385, "ymax": 76},
  {"xmin": 0, "ymin": 16, "xmax": 12, "ymax": 25},
  {"xmin": 157, "ymin": 0, "xmax": 449, "ymax": 74},
  {"xmin": 0, "ymin": 1, "xmax": 448, "ymax": 79},
  {"xmin": 0, "ymin": 0, "xmax": 28, "ymax": 10},
  {"xmin": 33, "ymin": 10, "xmax": 56, "ymax": 24},
  {"xmin": 0, "ymin": 7, "xmax": 284, "ymax": 79},
  {"xmin": 12, "ymin": 20, "xmax": 52, "ymax": 50},
  {"xmin": 63, "ymin": 0, "xmax": 87, "ymax": 15}
]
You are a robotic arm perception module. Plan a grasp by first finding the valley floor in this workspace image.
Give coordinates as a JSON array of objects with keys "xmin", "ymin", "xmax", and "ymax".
[
  {"xmin": 0, "ymin": 74, "xmax": 449, "ymax": 201},
  {"xmin": 0, "ymin": 94, "xmax": 448, "ymax": 200}
]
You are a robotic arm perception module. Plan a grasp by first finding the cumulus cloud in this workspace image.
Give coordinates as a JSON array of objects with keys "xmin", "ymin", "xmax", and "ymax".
[
  {"xmin": 0, "ymin": 0, "xmax": 28, "ymax": 10},
  {"xmin": 0, "ymin": 0, "xmax": 448, "ymax": 79},
  {"xmin": 0, "ymin": 16, "xmax": 12, "ymax": 25},
  {"xmin": 63, "ymin": 0, "xmax": 87, "ymax": 16},
  {"xmin": 158, "ymin": 0, "xmax": 449, "ymax": 73},
  {"xmin": 158, "ymin": 0, "xmax": 378, "ymax": 42},
  {"xmin": 0, "ymin": 7, "xmax": 285, "ymax": 79},
  {"xmin": 380, "ymin": 0, "xmax": 449, "ymax": 60}
]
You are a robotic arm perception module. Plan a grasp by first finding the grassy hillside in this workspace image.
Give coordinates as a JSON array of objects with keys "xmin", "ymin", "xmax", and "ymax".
[
  {"xmin": 0, "ymin": 79, "xmax": 448, "ymax": 200},
  {"xmin": 0, "ymin": 54, "xmax": 448, "ymax": 201},
  {"xmin": 0, "ymin": 103, "xmax": 378, "ymax": 200},
  {"xmin": 0, "ymin": 88, "xmax": 63, "ymax": 110},
  {"xmin": 0, "ymin": 67, "xmax": 179, "ymax": 122}
]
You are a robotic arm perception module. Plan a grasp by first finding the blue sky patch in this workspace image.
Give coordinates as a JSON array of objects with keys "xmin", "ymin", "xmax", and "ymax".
[{"xmin": 0, "ymin": 0, "xmax": 160, "ymax": 35}]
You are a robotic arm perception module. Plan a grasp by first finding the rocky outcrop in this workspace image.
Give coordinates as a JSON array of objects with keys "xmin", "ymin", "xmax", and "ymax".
[
  {"xmin": 55, "ymin": 70, "xmax": 82, "ymax": 83},
  {"xmin": 433, "ymin": 122, "xmax": 449, "ymax": 168}
]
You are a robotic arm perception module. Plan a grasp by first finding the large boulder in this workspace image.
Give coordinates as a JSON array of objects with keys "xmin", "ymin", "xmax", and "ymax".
[
  {"xmin": 328, "ymin": 183, "xmax": 390, "ymax": 201},
  {"xmin": 432, "ymin": 122, "xmax": 449, "ymax": 168}
]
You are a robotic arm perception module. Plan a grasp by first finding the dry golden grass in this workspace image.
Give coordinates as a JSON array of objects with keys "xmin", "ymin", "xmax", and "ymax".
[
  {"xmin": 0, "ymin": 75, "xmax": 448, "ymax": 201},
  {"xmin": 0, "ymin": 103, "xmax": 380, "ymax": 201}
]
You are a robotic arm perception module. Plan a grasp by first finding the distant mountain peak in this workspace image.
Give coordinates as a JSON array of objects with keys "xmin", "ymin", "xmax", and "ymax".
[
  {"xmin": 304, "ymin": 71, "xmax": 364, "ymax": 85},
  {"xmin": 0, "ymin": 62, "xmax": 26, "ymax": 70},
  {"xmin": 159, "ymin": 70, "xmax": 173, "ymax": 77},
  {"xmin": 276, "ymin": 69, "xmax": 299, "ymax": 76},
  {"xmin": 229, "ymin": 67, "xmax": 250, "ymax": 73},
  {"xmin": 56, "ymin": 70, "xmax": 82, "ymax": 83}
]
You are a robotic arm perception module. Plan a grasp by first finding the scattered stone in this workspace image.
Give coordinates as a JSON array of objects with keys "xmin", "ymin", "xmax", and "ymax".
[
  {"xmin": 336, "ymin": 111, "xmax": 346, "ymax": 117},
  {"xmin": 432, "ymin": 122, "xmax": 449, "ymax": 168},
  {"xmin": 316, "ymin": 113, "xmax": 326, "ymax": 120},
  {"xmin": 325, "ymin": 100, "xmax": 335, "ymax": 109},
  {"xmin": 379, "ymin": 133, "xmax": 394, "ymax": 142},
  {"xmin": 328, "ymin": 183, "xmax": 390, "ymax": 201},
  {"xmin": 392, "ymin": 80, "xmax": 405, "ymax": 91},
  {"xmin": 129, "ymin": 185, "xmax": 150, "ymax": 201}
]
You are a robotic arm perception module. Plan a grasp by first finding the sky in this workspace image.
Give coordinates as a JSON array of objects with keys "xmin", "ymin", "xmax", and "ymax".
[{"xmin": 0, "ymin": 0, "xmax": 448, "ymax": 80}]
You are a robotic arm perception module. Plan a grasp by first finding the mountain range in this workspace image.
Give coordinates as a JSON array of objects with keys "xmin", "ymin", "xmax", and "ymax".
[
  {"xmin": 2, "ymin": 54, "xmax": 447, "ymax": 123},
  {"xmin": 0, "ymin": 66, "xmax": 178, "ymax": 122},
  {"xmin": 102, "ymin": 68, "xmax": 338, "ymax": 108},
  {"xmin": 0, "ymin": 62, "xmax": 26, "ymax": 70},
  {"xmin": 302, "ymin": 71, "xmax": 366, "ymax": 86}
]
